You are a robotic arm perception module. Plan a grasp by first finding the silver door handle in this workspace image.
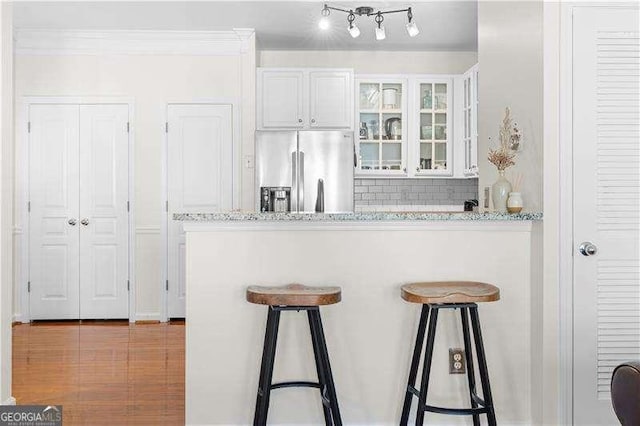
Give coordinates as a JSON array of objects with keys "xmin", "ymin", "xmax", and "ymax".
[
  {"xmin": 68, "ymin": 218, "xmax": 77, "ymax": 226},
  {"xmin": 311, "ymin": 119, "xmax": 316, "ymax": 124},
  {"xmin": 292, "ymin": 151, "xmax": 297, "ymax": 212},
  {"xmin": 298, "ymin": 118, "xmax": 303, "ymax": 123},
  {"xmin": 579, "ymin": 242, "xmax": 597, "ymax": 256},
  {"xmin": 299, "ymin": 151, "xmax": 305, "ymax": 210},
  {"xmin": 81, "ymin": 218, "xmax": 90, "ymax": 226}
]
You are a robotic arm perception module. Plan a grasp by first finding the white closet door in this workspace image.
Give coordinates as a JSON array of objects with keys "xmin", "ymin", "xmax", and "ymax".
[
  {"xmin": 29, "ymin": 105, "xmax": 80, "ymax": 320},
  {"xmin": 167, "ymin": 104, "xmax": 233, "ymax": 318},
  {"xmin": 573, "ymin": 7, "xmax": 639, "ymax": 425},
  {"xmin": 79, "ymin": 105, "xmax": 130, "ymax": 319}
]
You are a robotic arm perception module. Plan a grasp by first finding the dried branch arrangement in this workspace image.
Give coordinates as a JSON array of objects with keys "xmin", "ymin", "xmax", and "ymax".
[{"xmin": 488, "ymin": 107, "xmax": 520, "ymax": 171}]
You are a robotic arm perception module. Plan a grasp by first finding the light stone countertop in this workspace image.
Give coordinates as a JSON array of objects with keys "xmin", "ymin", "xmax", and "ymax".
[{"xmin": 173, "ymin": 211, "xmax": 543, "ymax": 221}]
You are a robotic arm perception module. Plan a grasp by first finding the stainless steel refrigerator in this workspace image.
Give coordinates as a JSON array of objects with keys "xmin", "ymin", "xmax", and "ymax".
[{"xmin": 256, "ymin": 130, "xmax": 354, "ymax": 213}]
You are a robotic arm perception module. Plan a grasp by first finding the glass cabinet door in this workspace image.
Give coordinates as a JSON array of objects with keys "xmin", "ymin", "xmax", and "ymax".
[
  {"xmin": 462, "ymin": 64, "xmax": 479, "ymax": 177},
  {"xmin": 416, "ymin": 80, "xmax": 452, "ymax": 175},
  {"xmin": 356, "ymin": 79, "xmax": 406, "ymax": 174}
]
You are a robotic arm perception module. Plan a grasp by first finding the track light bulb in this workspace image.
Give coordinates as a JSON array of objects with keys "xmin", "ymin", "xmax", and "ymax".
[
  {"xmin": 406, "ymin": 22, "xmax": 419, "ymax": 37},
  {"xmin": 375, "ymin": 25, "xmax": 386, "ymax": 40},
  {"xmin": 319, "ymin": 17, "xmax": 330, "ymax": 30},
  {"xmin": 348, "ymin": 24, "xmax": 360, "ymax": 38}
]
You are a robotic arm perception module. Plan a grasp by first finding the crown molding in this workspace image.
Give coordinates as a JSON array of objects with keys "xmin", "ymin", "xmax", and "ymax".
[{"xmin": 14, "ymin": 29, "xmax": 256, "ymax": 56}]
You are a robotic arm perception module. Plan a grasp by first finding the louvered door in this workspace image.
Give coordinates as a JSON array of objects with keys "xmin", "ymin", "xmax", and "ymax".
[{"xmin": 572, "ymin": 7, "xmax": 639, "ymax": 425}]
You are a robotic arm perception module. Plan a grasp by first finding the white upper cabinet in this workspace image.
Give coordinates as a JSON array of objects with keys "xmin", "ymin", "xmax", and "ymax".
[
  {"xmin": 259, "ymin": 70, "xmax": 305, "ymax": 129},
  {"xmin": 461, "ymin": 64, "xmax": 479, "ymax": 177},
  {"xmin": 309, "ymin": 71, "xmax": 353, "ymax": 129},
  {"xmin": 412, "ymin": 77, "xmax": 454, "ymax": 177},
  {"xmin": 355, "ymin": 76, "xmax": 408, "ymax": 175},
  {"xmin": 257, "ymin": 68, "xmax": 354, "ymax": 130}
]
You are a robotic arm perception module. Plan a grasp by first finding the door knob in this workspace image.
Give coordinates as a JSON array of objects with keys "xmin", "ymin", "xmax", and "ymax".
[
  {"xmin": 68, "ymin": 218, "xmax": 77, "ymax": 226},
  {"xmin": 81, "ymin": 218, "xmax": 90, "ymax": 226},
  {"xmin": 579, "ymin": 242, "xmax": 597, "ymax": 256}
]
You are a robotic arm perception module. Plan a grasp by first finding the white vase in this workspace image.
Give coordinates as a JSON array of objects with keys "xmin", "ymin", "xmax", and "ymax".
[
  {"xmin": 507, "ymin": 192, "xmax": 523, "ymax": 213},
  {"xmin": 491, "ymin": 170, "xmax": 512, "ymax": 213}
]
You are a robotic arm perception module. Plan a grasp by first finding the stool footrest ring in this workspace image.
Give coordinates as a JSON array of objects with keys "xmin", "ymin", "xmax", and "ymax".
[
  {"xmin": 270, "ymin": 381, "xmax": 320, "ymax": 390},
  {"xmin": 406, "ymin": 385, "xmax": 489, "ymax": 415},
  {"xmin": 423, "ymin": 404, "xmax": 489, "ymax": 416}
]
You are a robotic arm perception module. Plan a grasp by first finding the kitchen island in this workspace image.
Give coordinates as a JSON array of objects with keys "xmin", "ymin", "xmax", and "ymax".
[{"xmin": 178, "ymin": 212, "xmax": 542, "ymax": 426}]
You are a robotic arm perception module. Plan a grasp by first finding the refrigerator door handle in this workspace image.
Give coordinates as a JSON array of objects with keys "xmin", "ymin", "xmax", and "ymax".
[
  {"xmin": 291, "ymin": 151, "xmax": 297, "ymax": 212},
  {"xmin": 299, "ymin": 151, "xmax": 305, "ymax": 211}
]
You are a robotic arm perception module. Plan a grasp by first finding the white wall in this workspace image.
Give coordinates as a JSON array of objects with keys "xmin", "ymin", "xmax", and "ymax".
[
  {"xmin": 477, "ymin": 1, "xmax": 543, "ymax": 212},
  {"xmin": 13, "ymin": 33, "xmax": 256, "ymax": 321},
  {"xmin": 259, "ymin": 50, "xmax": 478, "ymax": 74},
  {"xmin": 0, "ymin": 1, "xmax": 14, "ymax": 405}
]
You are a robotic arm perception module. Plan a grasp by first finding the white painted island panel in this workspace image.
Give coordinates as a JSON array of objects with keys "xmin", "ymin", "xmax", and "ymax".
[{"xmin": 184, "ymin": 220, "xmax": 538, "ymax": 425}]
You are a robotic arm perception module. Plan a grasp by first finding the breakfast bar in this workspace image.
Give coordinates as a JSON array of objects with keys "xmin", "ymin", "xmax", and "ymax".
[{"xmin": 178, "ymin": 212, "xmax": 542, "ymax": 425}]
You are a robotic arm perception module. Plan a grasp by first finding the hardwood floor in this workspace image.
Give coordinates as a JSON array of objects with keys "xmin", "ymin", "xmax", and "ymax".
[{"xmin": 12, "ymin": 320, "xmax": 185, "ymax": 425}]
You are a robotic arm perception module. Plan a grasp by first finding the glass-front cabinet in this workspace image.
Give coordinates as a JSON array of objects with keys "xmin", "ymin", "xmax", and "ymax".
[
  {"xmin": 356, "ymin": 77, "xmax": 407, "ymax": 174},
  {"xmin": 414, "ymin": 78, "xmax": 453, "ymax": 176},
  {"xmin": 355, "ymin": 76, "xmax": 454, "ymax": 177},
  {"xmin": 462, "ymin": 64, "xmax": 479, "ymax": 177}
]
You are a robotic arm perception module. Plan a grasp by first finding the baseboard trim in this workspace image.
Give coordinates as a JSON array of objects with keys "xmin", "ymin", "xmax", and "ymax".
[
  {"xmin": 135, "ymin": 320, "xmax": 161, "ymax": 324},
  {"xmin": 134, "ymin": 312, "xmax": 162, "ymax": 322},
  {"xmin": 2, "ymin": 396, "xmax": 16, "ymax": 405},
  {"xmin": 12, "ymin": 314, "xmax": 27, "ymax": 324}
]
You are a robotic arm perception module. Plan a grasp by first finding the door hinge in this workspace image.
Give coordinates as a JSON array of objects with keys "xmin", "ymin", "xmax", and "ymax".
[
  {"xmin": 126, "ymin": 122, "xmax": 130, "ymax": 133},
  {"xmin": 165, "ymin": 122, "xmax": 169, "ymax": 133},
  {"xmin": 127, "ymin": 280, "xmax": 130, "ymax": 291},
  {"xmin": 27, "ymin": 201, "xmax": 31, "ymax": 213},
  {"xmin": 127, "ymin": 201, "xmax": 130, "ymax": 212},
  {"xmin": 166, "ymin": 280, "xmax": 169, "ymax": 291},
  {"xmin": 166, "ymin": 200, "xmax": 169, "ymax": 213},
  {"xmin": 27, "ymin": 281, "xmax": 31, "ymax": 292},
  {"xmin": 27, "ymin": 122, "xmax": 31, "ymax": 133}
]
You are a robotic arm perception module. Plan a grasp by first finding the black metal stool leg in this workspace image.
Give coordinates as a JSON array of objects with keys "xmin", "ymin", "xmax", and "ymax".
[
  {"xmin": 400, "ymin": 304, "xmax": 430, "ymax": 426},
  {"xmin": 469, "ymin": 306, "xmax": 497, "ymax": 426},
  {"xmin": 461, "ymin": 307, "xmax": 481, "ymax": 426},
  {"xmin": 415, "ymin": 305, "xmax": 439, "ymax": 426},
  {"xmin": 253, "ymin": 307, "xmax": 281, "ymax": 426},
  {"xmin": 310, "ymin": 309, "xmax": 343, "ymax": 426},
  {"xmin": 308, "ymin": 309, "xmax": 333, "ymax": 426}
]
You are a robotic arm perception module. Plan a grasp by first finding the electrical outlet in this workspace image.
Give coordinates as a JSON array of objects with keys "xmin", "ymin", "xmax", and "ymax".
[{"xmin": 449, "ymin": 348, "xmax": 466, "ymax": 374}]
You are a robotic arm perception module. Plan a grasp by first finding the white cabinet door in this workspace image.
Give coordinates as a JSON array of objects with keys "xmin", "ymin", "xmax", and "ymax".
[
  {"xmin": 167, "ymin": 104, "xmax": 233, "ymax": 318},
  {"xmin": 413, "ymin": 78, "xmax": 454, "ymax": 176},
  {"xmin": 259, "ymin": 70, "xmax": 305, "ymax": 129},
  {"xmin": 309, "ymin": 71, "xmax": 353, "ymax": 129},
  {"xmin": 29, "ymin": 105, "xmax": 81, "ymax": 319},
  {"xmin": 462, "ymin": 64, "xmax": 479, "ymax": 177},
  {"xmin": 572, "ymin": 7, "xmax": 639, "ymax": 425},
  {"xmin": 78, "ymin": 105, "xmax": 129, "ymax": 319}
]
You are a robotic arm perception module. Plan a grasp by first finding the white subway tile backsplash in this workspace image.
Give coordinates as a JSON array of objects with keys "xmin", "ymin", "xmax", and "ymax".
[{"xmin": 354, "ymin": 178, "xmax": 478, "ymax": 208}]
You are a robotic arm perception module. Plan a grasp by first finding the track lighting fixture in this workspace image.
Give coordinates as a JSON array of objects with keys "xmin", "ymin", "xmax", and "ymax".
[
  {"xmin": 347, "ymin": 11, "xmax": 360, "ymax": 38},
  {"xmin": 319, "ymin": 4, "xmax": 331, "ymax": 30},
  {"xmin": 374, "ymin": 12, "xmax": 385, "ymax": 40},
  {"xmin": 319, "ymin": 4, "xmax": 420, "ymax": 40}
]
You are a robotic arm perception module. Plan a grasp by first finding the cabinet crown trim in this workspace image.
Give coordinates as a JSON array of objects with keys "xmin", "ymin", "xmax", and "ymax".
[{"xmin": 15, "ymin": 29, "xmax": 256, "ymax": 56}]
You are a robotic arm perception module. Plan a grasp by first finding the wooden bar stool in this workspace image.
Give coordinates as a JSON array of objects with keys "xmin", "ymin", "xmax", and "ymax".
[
  {"xmin": 399, "ymin": 281, "xmax": 500, "ymax": 426},
  {"xmin": 247, "ymin": 283, "xmax": 343, "ymax": 426}
]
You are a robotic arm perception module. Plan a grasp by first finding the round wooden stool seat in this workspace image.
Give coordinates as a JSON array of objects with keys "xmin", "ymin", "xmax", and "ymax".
[
  {"xmin": 246, "ymin": 283, "xmax": 341, "ymax": 306},
  {"xmin": 401, "ymin": 281, "xmax": 500, "ymax": 304}
]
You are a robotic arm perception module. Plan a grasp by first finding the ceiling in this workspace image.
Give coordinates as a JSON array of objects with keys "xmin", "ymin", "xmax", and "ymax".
[{"xmin": 12, "ymin": 1, "xmax": 478, "ymax": 52}]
